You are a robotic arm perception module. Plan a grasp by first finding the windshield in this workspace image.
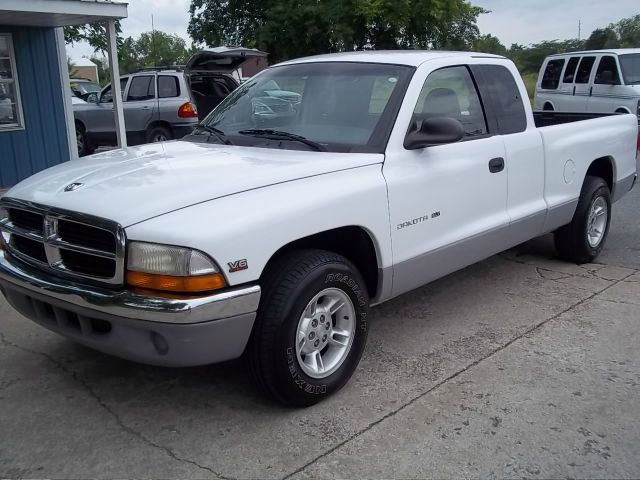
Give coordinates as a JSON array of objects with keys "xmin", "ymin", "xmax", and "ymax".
[
  {"xmin": 70, "ymin": 81, "xmax": 100, "ymax": 96},
  {"xmin": 619, "ymin": 54, "xmax": 640, "ymax": 85},
  {"xmin": 197, "ymin": 62, "xmax": 414, "ymax": 153}
]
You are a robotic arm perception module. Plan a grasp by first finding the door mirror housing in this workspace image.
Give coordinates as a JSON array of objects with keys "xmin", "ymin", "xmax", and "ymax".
[{"xmin": 404, "ymin": 116, "xmax": 465, "ymax": 150}]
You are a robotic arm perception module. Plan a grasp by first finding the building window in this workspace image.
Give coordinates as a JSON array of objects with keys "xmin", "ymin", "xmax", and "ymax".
[{"xmin": 0, "ymin": 34, "xmax": 24, "ymax": 131}]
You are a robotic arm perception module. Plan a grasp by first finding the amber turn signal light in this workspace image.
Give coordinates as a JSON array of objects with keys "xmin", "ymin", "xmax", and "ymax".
[{"xmin": 127, "ymin": 271, "xmax": 226, "ymax": 294}]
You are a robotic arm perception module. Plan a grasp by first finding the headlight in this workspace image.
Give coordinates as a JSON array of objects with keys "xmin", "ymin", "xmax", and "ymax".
[{"xmin": 126, "ymin": 241, "xmax": 226, "ymax": 294}]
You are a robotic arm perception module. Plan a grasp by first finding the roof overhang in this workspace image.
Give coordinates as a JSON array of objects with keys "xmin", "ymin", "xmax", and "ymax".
[{"xmin": 0, "ymin": 0, "xmax": 128, "ymax": 27}]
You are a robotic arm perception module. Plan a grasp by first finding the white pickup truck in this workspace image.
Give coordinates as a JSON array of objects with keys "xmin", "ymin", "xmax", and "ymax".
[{"xmin": 0, "ymin": 51, "xmax": 637, "ymax": 406}]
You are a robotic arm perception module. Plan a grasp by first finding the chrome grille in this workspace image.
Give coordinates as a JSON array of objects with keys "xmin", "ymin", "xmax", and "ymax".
[{"xmin": 0, "ymin": 198, "xmax": 125, "ymax": 285}]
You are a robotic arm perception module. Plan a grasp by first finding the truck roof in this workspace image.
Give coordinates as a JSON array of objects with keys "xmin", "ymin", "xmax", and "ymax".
[
  {"xmin": 548, "ymin": 48, "xmax": 640, "ymax": 57},
  {"xmin": 278, "ymin": 50, "xmax": 505, "ymax": 67}
]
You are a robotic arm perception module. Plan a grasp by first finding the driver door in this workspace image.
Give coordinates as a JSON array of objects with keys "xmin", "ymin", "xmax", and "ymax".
[
  {"xmin": 383, "ymin": 64, "xmax": 509, "ymax": 297},
  {"xmin": 90, "ymin": 77, "xmax": 129, "ymax": 143}
]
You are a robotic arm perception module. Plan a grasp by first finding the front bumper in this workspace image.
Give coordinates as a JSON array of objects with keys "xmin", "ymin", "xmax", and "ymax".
[{"xmin": 0, "ymin": 251, "xmax": 261, "ymax": 366}]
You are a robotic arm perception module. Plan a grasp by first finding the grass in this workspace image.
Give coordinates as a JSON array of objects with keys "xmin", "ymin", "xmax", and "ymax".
[{"xmin": 521, "ymin": 72, "xmax": 537, "ymax": 104}]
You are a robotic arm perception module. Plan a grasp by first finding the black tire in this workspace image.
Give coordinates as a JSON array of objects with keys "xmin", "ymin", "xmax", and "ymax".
[
  {"xmin": 75, "ymin": 123, "xmax": 94, "ymax": 157},
  {"xmin": 246, "ymin": 249, "xmax": 370, "ymax": 406},
  {"xmin": 554, "ymin": 175, "xmax": 612, "ymax": 264},
  {"xmin": 146, "ymin": 125, "xmax": 172, "ymax": 143}
]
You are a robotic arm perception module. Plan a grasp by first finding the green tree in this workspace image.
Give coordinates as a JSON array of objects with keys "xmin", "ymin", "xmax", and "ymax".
[
  {"xmin": 64, "ymin": 22, "xmax": 122, "ymax": 54},
  {"xmin": 188, "ymin": 0, "xmax": 487, "ymax": 63},
  {"xmin": 89, "ymin": 56, "xmax": 111, "ymax": 86},
  {"xmin": 472, "ymin": 34, "xmax": 507, "ymax": 55},
  {"xmin": 134, "ymin": 31, "xmax": 190, "ymax": 68},
  {"xmin": 507, "ymin": 39, "xmax": 585, "ymax": 74},
  {"xmin": 584, "ymin": 28, "xmax": 620, "ymax": 50},
  {"xmin": 611, "ymin": 14, "xmax": 640, "ymax": 48}
]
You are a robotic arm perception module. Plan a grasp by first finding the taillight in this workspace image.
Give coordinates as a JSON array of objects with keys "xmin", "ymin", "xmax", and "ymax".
[{"xmin": 178, "ymin": 102, "xmax": 198, "ymax": 118}]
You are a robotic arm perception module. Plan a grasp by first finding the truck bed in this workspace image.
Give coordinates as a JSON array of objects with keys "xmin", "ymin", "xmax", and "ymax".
[{"xmin": 533, "ymin": 111, "xmax": 617, "ymax": 128}]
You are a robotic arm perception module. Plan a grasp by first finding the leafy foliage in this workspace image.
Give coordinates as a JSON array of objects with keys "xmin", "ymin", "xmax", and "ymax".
[
  {"xmin": 584, "ymin": 28, "xmax": 620, "ymax": 50},
  {"xmin": 118, "ymin": 31, "xmax": 191, "ymax": 73},
  {"xmin": 64, "ymin": 22, "xmax": 122, "ymax": 54},
  {"xmin": 188, "ymin": 0, "xmax": 487, "ymax": 63},
  {"xmin": 613, "ymin": 14, "xmax": 640, "ymax": 48}
]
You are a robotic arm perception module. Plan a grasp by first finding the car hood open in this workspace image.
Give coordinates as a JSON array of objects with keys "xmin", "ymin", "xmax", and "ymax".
[
  {"xmin": 4, "ymin": 141, "xmax": 382, "ymax": 227},
  {"xmin": 185, "ymin": 46, "xmax": 268, "ymax": 75}
]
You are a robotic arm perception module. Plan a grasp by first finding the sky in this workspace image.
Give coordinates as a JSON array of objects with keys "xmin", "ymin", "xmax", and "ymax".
[{"xmin": 67, "ymin": 0, "xmax": 640, "ymax": 60}]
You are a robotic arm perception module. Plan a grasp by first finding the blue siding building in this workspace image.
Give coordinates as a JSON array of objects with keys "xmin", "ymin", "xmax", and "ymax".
[
  {"xmin": 0, "ymin": 27, "xmax": 69, "ymax": 188},
  {"xmin": 0, "ymin": 0, "xmax": 128, "ymax": 189}
]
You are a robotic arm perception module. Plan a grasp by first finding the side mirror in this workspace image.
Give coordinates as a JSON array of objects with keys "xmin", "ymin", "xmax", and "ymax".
[
  {"xmin": 86, "ymin": 92, "xmax": 99, "ymax": 103},
  {"xmin": 404, "ymin": 116, "xmax": 465, "ymax": 150}
]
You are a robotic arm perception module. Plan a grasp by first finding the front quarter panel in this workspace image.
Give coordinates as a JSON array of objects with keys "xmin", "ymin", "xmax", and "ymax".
[{"xmin": 124, "ymin": 165, "xmax": 392, "ymax": 287}]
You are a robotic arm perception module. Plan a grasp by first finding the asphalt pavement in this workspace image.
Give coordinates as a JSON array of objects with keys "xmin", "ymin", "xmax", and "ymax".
[{"xmin": 1, "ymin": 161, "xmax": 639, "ymax": 479}]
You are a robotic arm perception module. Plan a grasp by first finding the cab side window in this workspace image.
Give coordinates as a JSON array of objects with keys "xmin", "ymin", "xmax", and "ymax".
[
  {"xmin": 594, "ymin": 56, "xmax": 621, "ymax": 85},
  {"xmin": 575, "ymin": 57, "xmax": 596, "ymax": 84},
  {"xmin": 541, "ymin": 59, "xmax": 565, "ymax": 90},
  {"xmin": 413, "ymin": 66, "xmax": 487, "ymax": 138},
  {"xmin": 562, "ymin": 57, "xmax": 580, "ymax": 83}
]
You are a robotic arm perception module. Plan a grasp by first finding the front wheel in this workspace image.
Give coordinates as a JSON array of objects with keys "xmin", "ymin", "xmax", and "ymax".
[
  {"xmin": 554, "ymin": 176, "xmax": 611, "ymax": 264},
  {"xmin": 246, "ymin": 249, "xmax": 369, "ymax": 406}
]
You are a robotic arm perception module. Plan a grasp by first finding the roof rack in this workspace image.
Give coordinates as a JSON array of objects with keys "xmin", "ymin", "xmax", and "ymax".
[{"xmin": 133, "ymin": 65, "xmax": 186, "ymax": 73}]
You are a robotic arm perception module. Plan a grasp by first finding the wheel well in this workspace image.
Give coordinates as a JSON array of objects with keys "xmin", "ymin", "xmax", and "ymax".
[
  {"xmin": 74, "ymin": 120, "xmax": 85, "ymax": 132},
  {"xmin": 543, "ymin": 102, "xmax": 554, "ymax": 111},
  {"xmin": 146, "ymin": 120, "xmax": 172, "ymax": 134},
  {"xmin": 586, "ymin": 156, "xmax": 614, "ymax": 192},
  {"xmin": 261, "ymin": 226, "xmax": 380, "ymax": 298},
  {"xmin": 615, "ymin": 107, "xmax": 631, "ymax": 114}
]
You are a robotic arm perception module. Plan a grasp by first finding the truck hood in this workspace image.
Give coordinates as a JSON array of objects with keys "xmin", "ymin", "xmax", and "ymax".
[{"xmin": 4, "ymin": 141, "xmax": 382, "ymax": 227}]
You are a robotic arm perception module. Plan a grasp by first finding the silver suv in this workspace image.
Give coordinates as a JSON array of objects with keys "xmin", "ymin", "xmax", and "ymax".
[{"xmin": 73, "ymin": 47, "xmax": 267, "ymax": 156}]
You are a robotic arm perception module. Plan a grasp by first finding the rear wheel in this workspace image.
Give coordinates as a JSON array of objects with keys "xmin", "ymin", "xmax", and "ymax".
[
  {"xmin": 146, "ymin": 125, "xmax": 172, "ymax": 143},
  {"xmin": 543, "ymin": 102, "xmax": 554, "ymax": 111},
  {"xmin": 246, "ymin": 249, "xmax": 369, "ymax": 406},
  {"xmin": 554, "ymin": 176, "xmax": 611, "ymax": 264}
]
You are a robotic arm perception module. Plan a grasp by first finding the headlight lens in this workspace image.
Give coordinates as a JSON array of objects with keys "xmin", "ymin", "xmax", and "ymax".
[
  {"xmin": 126, "ymin": 242, "xmax": 226, "ymax": 294},
  {"xmin": 127, "ymin": 242, "xmax": 218, "ymax": 276}
]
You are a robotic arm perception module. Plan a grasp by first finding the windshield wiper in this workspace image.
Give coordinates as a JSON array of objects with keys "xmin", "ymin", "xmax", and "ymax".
[
  {"xmin": 238, "ymin": 129, "xmax": 327, "ymax": 152},
  {"xmin": 194, "ymin": 124, "xmax": 233, "ymax": 145}
]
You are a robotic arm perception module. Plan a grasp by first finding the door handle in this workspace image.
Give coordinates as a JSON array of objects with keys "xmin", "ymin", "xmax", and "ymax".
[{"xmin": 488, "ymin": 157, "xmax": 505, "ymax": 173}]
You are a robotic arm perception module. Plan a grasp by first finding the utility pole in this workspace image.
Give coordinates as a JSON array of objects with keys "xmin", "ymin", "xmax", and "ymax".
[
  {"xmin": 578, "ymin": 19, "xmax": 581, "ymax": 40},
  {"xmin": 151, "ymin": 14, "xmax": 156, "ymax": 68}
]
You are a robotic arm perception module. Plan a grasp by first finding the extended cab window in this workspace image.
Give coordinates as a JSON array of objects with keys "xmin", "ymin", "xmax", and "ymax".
[
  {"xmin": 541, "ymin": 59, "xmax": 565, "ymax": 89},
  {"xmin": 472, "ymin": 65, "xmax": 527, "ymax": 135},
  {"xmin": 595, "ymin": 56, "xmax": 621, "ymax": 85},
  {"xmin": 575, "ymin": 57, "xmax": 596, "ymax": 84},
  {"xmin": 562, "ymin": 57, "xmax": 580, "ymax": 83},
  {"xmin": 413, "ymin": 66, "xmax": 487, "ymax": 138},
  {"xmin": 127, "ymin": 75, "xmax": 156, "ymax": 101}
]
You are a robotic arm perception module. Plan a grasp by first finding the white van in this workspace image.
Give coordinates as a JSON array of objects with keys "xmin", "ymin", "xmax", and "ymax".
[{"xmin": 534, "ymin": 49, "xmax": 640, "ymax": 117}]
